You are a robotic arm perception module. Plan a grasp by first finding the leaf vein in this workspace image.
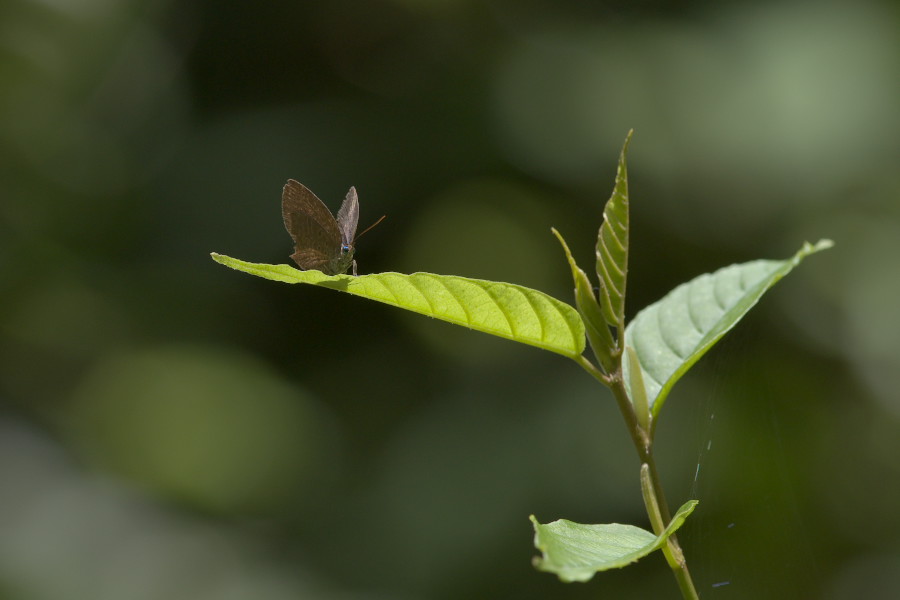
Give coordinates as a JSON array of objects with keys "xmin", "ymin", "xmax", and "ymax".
[
  {"xmin": 425, "ymin": 275, "xmax": 475, "ymax": 327},
  {"xmin": 404, "ymin": 275, "xmax": 439, "ymax": 315},
  {"xmin": 367, "ymin": 274, "xmax": 404, "ymax": 305},
  {"xmin": 479, "ymin": 282, "xmax": 518, "ymax": 336},
  {"xmin": 685, "ymin": 281, "xmax": 706, "ymax": 335}
]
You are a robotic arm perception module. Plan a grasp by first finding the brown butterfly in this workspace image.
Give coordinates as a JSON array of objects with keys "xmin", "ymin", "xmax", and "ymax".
[{"xmin": 281, "ymin": 180, "xmax": 383, "ymax": 276}]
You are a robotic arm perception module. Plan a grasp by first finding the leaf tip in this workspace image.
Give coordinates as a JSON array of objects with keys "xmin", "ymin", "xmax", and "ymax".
[
  {"xmin": 810, "ymin": 238, "xmax": 834, "ymax": 252},
  {"xmin": 672, "ymin": 499, "xmax": 700, "ymax": 522},
  {"xmin": 551, "ymin": 228, "xmax": 575, "ymax": 262},
  {"xmin": 795, "ymin": 238, "xmax": 834, "ymax": 262},
  {"xmin": 549, "ymin": 226, "xmax": 563, "ymax": 242}
]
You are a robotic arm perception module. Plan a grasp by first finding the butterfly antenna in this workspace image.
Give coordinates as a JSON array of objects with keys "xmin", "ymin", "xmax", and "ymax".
[{"xmin": 354, "ymin": 215, "xmax": 386, "ymax": 242}]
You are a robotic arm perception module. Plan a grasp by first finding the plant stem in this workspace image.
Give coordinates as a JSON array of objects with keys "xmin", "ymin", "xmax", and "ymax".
[
  {"xmin": 641, "ymin": 462, "xmax": 698, "ymax": 600},
  {"xmin": 576, "ymin": 356, "xmax": 699, "ymax": 599}
]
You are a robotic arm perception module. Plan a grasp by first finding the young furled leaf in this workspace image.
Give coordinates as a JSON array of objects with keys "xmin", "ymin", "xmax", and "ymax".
[
  {"xmin": 552, "ymin": 228, "xmax": 616, "ymax": 373},
  {"xmin": 596, "ymin": 131, "xmax": 632, "ymax": 331}
]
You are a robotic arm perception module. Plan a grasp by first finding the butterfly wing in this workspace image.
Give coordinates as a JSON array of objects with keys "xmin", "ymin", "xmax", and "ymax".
[
  {"xmin": 281, "ymin": 180, "xmax": 342, "ymax": 272},
  {"xmin": 335, "ymin": 186, "xmax": 360, "ymax": 247}
]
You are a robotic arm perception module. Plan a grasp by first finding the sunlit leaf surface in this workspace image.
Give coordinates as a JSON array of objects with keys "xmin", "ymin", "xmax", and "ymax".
[{"xmin": 211, "ymin": 254, "xmax": 585, "ymax": 359}]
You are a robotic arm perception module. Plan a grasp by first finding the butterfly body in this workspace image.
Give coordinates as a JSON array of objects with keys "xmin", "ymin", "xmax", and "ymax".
[{"xmin": 282, "ymin": 179, "xmax": 360, "ymax": 275}]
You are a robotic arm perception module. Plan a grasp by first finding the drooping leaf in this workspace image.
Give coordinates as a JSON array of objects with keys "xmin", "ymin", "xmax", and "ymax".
[
  {"xmin": 552, "ymin": 228, "xmax": 616, "ymax": 372},
  {"xmin": 595, "ymin": 130, "xmax": 632, "ymax": 329},
  {"xmin": 531, "ymin": 500, "xmax": 698, "ymax": 582},
  {"xmin": 623, "ymin": 240, "xmax": 833, "ymax": 419},
  {"xmin": 211, "ymin": 253, "xmax": 586, "ymax": 359}
]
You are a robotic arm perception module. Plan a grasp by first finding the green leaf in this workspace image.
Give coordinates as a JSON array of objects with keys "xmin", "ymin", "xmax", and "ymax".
[
  {"xmin": 595, "ymin": 130, "xmax": 632, "ymax": 329},
  {"xmin": 552, "ymin": 228, "xmax": 616, "ymax": 373},
  {"xmin": 211, "ymin": 253, "xmax": 586, "ymax": 359},
  {"xmin": 623, "ymin": 240, "xmax": 833, "ymax": 419},
  {"xmin": 531, "ymin": 500, "xmax": 698, "ymax": 582},
  {"xmin": 625, "ymin": 346, "xmax": 650, "ymax": 430}
]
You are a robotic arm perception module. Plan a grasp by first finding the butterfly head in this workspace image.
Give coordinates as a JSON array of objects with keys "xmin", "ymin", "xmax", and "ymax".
[{"xmin": 328, "ymin": 244, "xmax": 356, "ymax": 275}]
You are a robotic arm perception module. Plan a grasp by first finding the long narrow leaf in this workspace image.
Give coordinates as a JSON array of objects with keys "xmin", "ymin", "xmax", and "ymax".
[
  {"xmin": 595, "ymin": 130, "xmax": 632, "ymax": 329},
  {"xmin": 211, "ymin": 253, "xmax": 586, "ymax": 359},
  {"xmin": 623, "ymin": 240, "xmax": 833, "ymax": 419},
  {"xmin": 552, "ymin": 228, "xmax": 616, "ymax": 373}
]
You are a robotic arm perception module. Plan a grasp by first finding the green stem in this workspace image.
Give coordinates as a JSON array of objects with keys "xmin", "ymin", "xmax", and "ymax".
[
  {"xmin": 576, "ymin": 356, "xmax": 699, "ymax": 600},
  {"xmin": 641, "ymin": 464, "xmax": 698, "ymax": 600}
]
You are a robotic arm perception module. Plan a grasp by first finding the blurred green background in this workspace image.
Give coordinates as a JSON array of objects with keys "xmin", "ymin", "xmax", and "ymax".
[{"xmin": 1, "ymin": 0, "xmax": 899, "ymax": 598}]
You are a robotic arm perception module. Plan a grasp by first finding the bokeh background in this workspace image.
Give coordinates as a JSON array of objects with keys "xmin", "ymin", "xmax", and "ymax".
[{"xmin": 2, "ymin": 0, "xmax": 899, "ymax": 598}]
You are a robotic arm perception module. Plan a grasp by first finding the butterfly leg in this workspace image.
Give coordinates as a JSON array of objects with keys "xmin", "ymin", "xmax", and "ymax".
[{"xmin": 352, "ymin": 260, "xmax": 358, "ymax": 276}]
